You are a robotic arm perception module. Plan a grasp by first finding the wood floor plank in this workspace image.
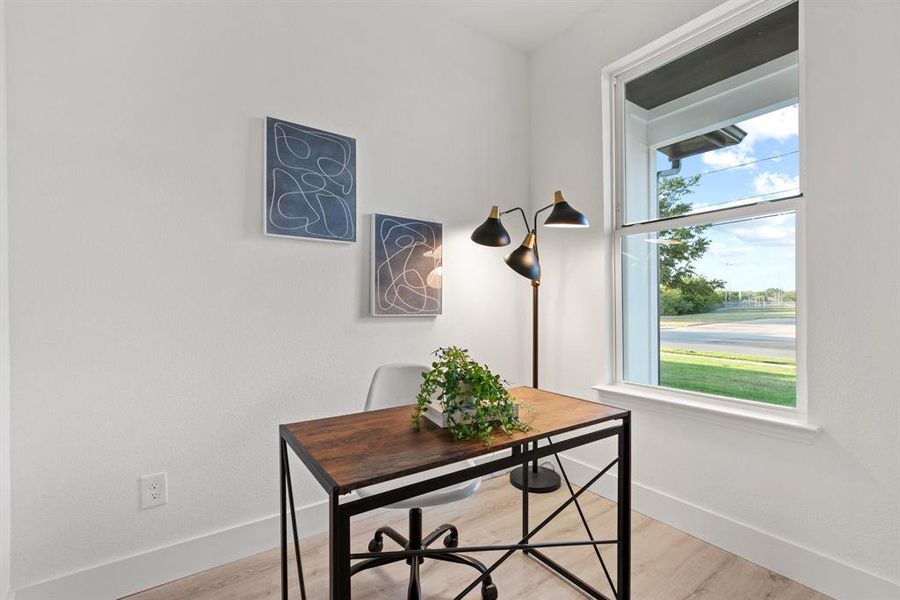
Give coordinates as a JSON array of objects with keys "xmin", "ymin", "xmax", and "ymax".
[{"xmin": 124, "ymin": 476, "xmax": 830, "ymax": 600}]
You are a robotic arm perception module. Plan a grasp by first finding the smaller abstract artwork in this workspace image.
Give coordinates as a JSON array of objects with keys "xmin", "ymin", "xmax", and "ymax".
[
  {"xmin": 264, "ymin": 116, "xmax": 356, "ymax": 242},
  {"xmin": 372, "ymin": 214, "xmax": 443, "ymax": 317}
]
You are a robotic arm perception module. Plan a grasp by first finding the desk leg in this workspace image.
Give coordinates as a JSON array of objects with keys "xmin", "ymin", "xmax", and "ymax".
[
  {"xmin": 329, "ymin": 491, "xmax": 351, "ymax": 600},
  {"xmin": 280, "ymin": 439, "xmax": 288, "ymax": 600},
  {"xmin": 617, "ymin": 416, "xmax": 632, "ymax": 600}
]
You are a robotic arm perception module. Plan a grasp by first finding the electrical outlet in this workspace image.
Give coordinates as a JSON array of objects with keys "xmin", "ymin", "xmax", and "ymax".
[{"xmin": 140, "ymin": 472, "xmax": 167, "ymax": 509}]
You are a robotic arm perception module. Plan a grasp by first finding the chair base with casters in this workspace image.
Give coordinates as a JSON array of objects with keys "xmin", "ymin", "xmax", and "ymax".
[
  {"xmin": 357, "ymin": 365, "xmax": 497, "ymax": 599},
  {"xmin": 352, "ymin": 507, "xmax": 498, "ymax": 600}
]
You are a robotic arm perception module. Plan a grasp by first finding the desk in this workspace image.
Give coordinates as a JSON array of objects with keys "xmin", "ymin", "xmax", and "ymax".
[{"xmin": 279, "ymin": 386, "xmax": 631, "ymax": 600}]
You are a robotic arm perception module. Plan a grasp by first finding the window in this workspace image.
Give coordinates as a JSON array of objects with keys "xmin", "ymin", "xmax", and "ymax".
[{"xmin": 614, "ymin": 1, "xmax": 802, "ymax": 409}]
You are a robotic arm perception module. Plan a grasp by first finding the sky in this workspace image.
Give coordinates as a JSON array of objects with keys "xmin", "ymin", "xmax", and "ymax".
[{"xmin": 654, "ymin": 104, "xmax": 799, "ymax": 292}]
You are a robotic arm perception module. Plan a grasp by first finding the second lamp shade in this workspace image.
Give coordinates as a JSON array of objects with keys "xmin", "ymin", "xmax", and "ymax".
[{"xmin": 504, "ymin": 233, "xmax": 541, "ymax": 282}]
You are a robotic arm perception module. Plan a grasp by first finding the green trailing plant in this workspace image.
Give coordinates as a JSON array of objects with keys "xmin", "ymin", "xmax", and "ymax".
[{"xmin": 412, "ymin": 346, "xmax": 531, "ymax": 446}]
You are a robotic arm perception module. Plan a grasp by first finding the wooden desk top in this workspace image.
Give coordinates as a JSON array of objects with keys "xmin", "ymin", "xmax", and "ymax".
[{"xmin": 281, "ymin": 386, "xmax": 628, "ymax": 494}]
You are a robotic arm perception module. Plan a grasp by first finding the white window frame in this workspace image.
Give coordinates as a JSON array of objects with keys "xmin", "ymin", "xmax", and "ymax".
[{"xmin": 596, "ymin": 0, "xmax": 818, "ymax": 440}]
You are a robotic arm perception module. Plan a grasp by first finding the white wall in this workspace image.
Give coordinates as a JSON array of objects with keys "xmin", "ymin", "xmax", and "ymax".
[
  {"xmin": 7, "ymin": 0, "xmax": 900, "ymax": 597},
  {"xmin": 531, "ymin": 0, "xmax": 900, "ymax": 597},
  {"xmin": 0, "ymin": 0, "xmax": 11, "ymax": 597},
  {"xmin": 5, "ymin": 0, "xmax": 530, "ymax": 592}
]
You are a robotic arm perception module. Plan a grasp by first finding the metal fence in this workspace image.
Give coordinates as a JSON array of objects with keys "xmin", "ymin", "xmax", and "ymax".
[{"xmin": 718, "ymin": 300, "xmax": 796, "ymax": 311}]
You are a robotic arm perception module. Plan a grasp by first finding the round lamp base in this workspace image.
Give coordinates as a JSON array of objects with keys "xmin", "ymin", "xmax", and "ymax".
[{"xmin": 509, "ymin": 465, "xmax": 561, "ymax": 493}]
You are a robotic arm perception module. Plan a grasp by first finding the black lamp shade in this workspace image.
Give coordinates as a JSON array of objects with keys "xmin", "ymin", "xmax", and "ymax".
[
  {"xmin": 471, "ymin": 205, "xmax": 511, "ymax": 246},
  {"xmin": 504, "ymin": 233, "xmax": 541, "ymax": 282},
  {"xmin": 544, "ymin": 191, "xmax": 589, "ymax": 228}
]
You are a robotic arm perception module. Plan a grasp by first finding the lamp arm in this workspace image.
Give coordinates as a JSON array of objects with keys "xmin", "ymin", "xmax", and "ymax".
[
  {"xmin": 500, "ymin": 206, "xmax": 531, "ymax": 233},
  {"xmin": 531, "ymin": 203, "xmax": 554, "ymax": 261}
]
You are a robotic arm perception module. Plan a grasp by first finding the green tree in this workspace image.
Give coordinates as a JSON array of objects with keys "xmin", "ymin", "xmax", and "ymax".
[
  {"xmin": 659, "ymin": 287, "xmax": 691, "ymax": 315},
  {"xmin": 657, "ymin": 175, "xmax": 724, "ymax": 315}
]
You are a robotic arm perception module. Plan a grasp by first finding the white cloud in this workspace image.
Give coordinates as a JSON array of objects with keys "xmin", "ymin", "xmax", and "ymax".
[
  {"xmin": 768, "ymin": 213, "xmax": 792, "ymax": 225},
  {"xmin": 753, "ymin": 171, "xmax": 800, "ymax": 196},
  {"xmin": 730, "ymin": 223, "xmax": 795, "ymax": 244},
  {"xmin": 701, "ymin": 146, "xmax": 753, "ymax": 169},
  {"xmin": 738, "ymin": 105, "xmax": 799, "ymax": 143},
  {"xmin": 701, "ymin": 104, "xmax": 798, "ymax": 170},
  {"xmin": 718, "ymin": 212, "xmax": 796, "ymax": 246},
  {"xmin": 707, "ymin": 242, "xmax": 754, "ymax": 257}
]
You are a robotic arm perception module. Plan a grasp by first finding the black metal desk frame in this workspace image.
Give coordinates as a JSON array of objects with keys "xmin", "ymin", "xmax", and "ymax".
[{"xmin": 280, "ymin": 413, "xmax": 631, "ymax": 600}]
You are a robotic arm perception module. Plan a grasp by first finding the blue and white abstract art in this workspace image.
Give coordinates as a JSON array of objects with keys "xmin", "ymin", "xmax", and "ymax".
[
  {"xmin": 264, "ymin": 117, "xmax": 356, "ymax": 242},
  {"xmin": 372, "ymin": 214, "xmax": 442, "ymax": 317}
]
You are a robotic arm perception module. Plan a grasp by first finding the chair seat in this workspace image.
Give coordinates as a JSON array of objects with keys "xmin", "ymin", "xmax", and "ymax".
[{"xmin": 356, "ymin": 460, "xmax": 481, "ymax": 509}]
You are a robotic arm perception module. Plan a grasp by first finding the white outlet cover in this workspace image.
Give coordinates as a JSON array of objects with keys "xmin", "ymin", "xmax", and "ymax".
[{"xmin": 140, "ymin": 472, "xmax": 168, "ymax": 509}]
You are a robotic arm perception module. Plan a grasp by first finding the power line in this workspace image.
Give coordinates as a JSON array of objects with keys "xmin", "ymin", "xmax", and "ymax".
[{"xmin": 692, "ymin": 150, "xmax": 800, "ymax": 177}]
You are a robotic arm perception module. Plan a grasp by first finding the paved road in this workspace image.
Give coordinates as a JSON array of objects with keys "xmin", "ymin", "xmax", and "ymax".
[{"xmin": 660, "ymin": 318, "xmax": 795, "ymax": 359}]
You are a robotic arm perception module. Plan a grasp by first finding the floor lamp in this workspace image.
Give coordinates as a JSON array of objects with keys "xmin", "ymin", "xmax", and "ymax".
[{"xmin": 471, "ymin": 191, "xmax": 589, "ymax": 493}]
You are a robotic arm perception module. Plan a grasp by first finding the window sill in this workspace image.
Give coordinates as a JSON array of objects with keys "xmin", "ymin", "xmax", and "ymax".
[{"xmin": 593, "ymin": 383, "xmax": 821, "ymax": 444}]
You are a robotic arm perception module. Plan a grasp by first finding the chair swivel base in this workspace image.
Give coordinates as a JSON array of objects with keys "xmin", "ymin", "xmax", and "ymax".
[
  {"xmin": 354, "ymin": 507, "xmax": 498, "ymax": 600},
  {"xmin": 509, "ymin": 464, "xmax": 561, "ymax": 493}
]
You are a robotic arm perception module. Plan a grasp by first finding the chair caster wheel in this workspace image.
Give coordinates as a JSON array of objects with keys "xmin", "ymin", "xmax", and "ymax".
[
  {"xmin": 368, "ymin": 537, "xmax": 383, "ymax": 553},
  {"xmin": 481, "ymin": 583, "xmax": 498, "ymax": 600},
  {"xmin": 443, "ymin": 534, "xmax": 459, "ymax": 548}
]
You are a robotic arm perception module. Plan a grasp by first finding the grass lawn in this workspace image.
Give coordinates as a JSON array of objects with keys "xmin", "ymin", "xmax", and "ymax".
[
  {"xmin": 660, "ymin": 351, "xmax": 796, "ymax": 406},
  {"xmin": 660, "ymin": 310, "xmax": 795, "ymax": 327},
  {"xmin": 662, "ymin": 348, "xmax": 796, "ymax": 366}
]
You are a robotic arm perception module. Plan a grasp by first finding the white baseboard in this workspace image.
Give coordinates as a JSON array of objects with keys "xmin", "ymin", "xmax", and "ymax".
[
  {"xmin": 14, "ymin": 498, "xmax": 332, "ymax": 600},
  {"xmin": 13, "ymin": 453, "xmax": 510, "ymax": 600},
  {"xmin": 557, "ymin": 454, "xmax": 900, "ymax": 600},
  {"xmin": 19, "ymin": 451, "xmax": 893, "ymax": 600}
]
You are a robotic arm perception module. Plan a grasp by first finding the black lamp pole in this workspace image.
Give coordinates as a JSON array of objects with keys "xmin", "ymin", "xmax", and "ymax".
[{"xmin": 471, "ymin": 191, "xmax": 589, "ymax": 493}]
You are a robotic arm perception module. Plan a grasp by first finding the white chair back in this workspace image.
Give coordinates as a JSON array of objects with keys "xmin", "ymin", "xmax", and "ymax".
[
  {"xmin": 359, "ymin": 363, "xmax": 482, "ymax": 508},
  {"xmin": 365, "ymin": 364, "xmax": 430, "ymax": 412}
]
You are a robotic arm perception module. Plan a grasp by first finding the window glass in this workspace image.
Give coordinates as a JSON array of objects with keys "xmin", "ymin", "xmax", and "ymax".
[
  {"xmin": 617, "ymin": 2, "xmax": 800, "ymax": 407},
  {"xmin": 622, "ymin": 213, "xmax": 797, "ymax": 407},
  {"xmin": 622, "ymin": 1, "xmax": 800, "ymax": 225},
  {"xmin": 654, "ymin": 104, "xmax": 800, "ymax": 219}
]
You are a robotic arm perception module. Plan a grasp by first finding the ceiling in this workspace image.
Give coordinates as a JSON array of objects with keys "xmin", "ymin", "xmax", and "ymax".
[{"xmin": 430, "ymin": 1, "xmax": 607, "ymax": 52}]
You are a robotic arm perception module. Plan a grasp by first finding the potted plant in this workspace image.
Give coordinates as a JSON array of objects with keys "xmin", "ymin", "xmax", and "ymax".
[{"xmin": 412, "ymin": 346, "xmax": 531, "ymax": 446}]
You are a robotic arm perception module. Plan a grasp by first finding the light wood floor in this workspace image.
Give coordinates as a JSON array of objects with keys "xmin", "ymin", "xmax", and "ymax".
[{"xmin": 126, "ymin": 476, "xmax": 830, "ymax": 600}]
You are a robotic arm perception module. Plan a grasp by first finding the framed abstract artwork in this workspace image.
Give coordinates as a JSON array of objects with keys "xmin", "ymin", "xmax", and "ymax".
[
  {"xmin": 264, "ymin": 116, "xmax": 356, "ymax": 242},
  {"xmin": 372, "ymin": 214, "xmax": 442, "ymax": 317}
]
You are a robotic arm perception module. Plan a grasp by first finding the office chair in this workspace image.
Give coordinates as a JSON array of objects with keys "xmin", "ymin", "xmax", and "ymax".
[{"xmin": 353, "ymin": 364, "xmax": 498, "ymax": 600}]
